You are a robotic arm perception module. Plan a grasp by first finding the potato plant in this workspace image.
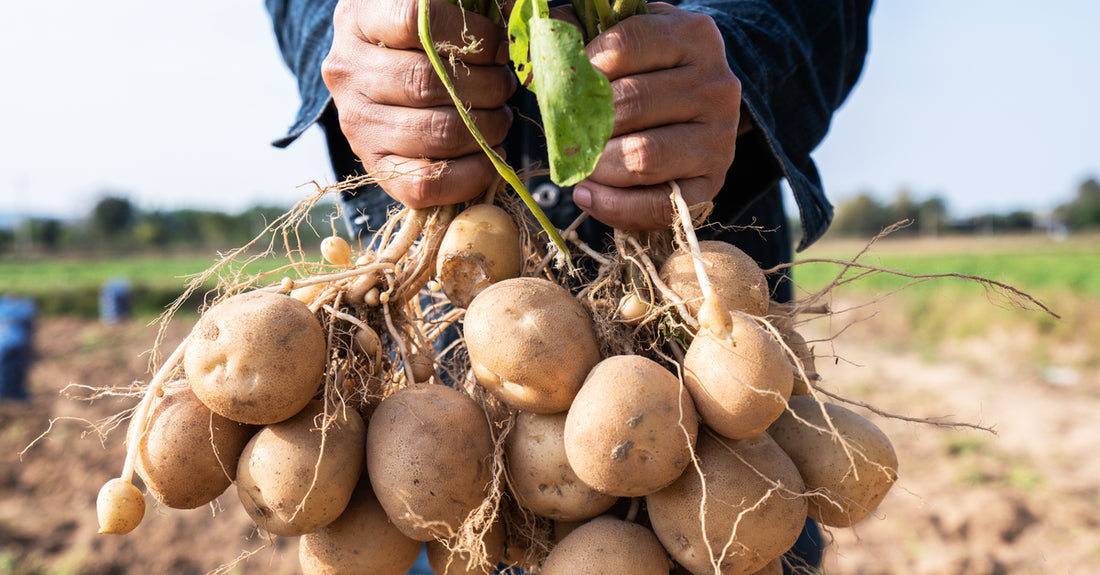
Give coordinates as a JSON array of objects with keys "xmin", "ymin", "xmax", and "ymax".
[{"xmin": 86, "ymin": 0, "xmax": 1055, "ymax": 572}]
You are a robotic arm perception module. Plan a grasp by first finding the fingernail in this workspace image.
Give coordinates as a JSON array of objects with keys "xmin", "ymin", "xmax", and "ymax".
[{"xmin": 573, "ymin": 186, "xmax": 592, "ymax": 209}]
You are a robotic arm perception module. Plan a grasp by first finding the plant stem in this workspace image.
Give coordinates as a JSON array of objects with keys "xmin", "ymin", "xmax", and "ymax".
[
  {"xmin": 590, "ymin": 0, "xmax": 616, "ymax": 32},
  {"xmin": 418, "ymin": 0, "xmax": 573, "ymax": 268}
]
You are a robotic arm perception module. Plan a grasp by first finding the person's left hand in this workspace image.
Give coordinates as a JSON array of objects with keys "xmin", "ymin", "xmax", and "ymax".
[{"xmin": 569, "ymin": 3, "xmax": 744, "ymax": 230}]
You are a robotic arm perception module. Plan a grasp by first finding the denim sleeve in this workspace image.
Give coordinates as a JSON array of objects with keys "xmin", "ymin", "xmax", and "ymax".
[
  {"xmin": 676, "ymin": 0, "xmax": 873, "ymax": 248},
  {"xmin": 265, "ymin": 0, "xmax": 338, "ymax": 148}
]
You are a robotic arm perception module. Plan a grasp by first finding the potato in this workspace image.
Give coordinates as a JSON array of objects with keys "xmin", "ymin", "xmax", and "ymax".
[
  {"xmin": 683, "ymin": 314, "xmax": 792, "ymax": 439},
  {"xmin": 660, "ymin": 241, "xmax": 769, "ymax": 318},
  {"xmin": 96, "ymin": 478, "xmax": 146, "ymax": 535},
  {"xmin": 299, "ymin": 479, "xmax": 422, "ymax": 575},
  {"xmin": 436, "ymin": 203, "xmax": 523, "ymax": 308},
  {"xmin": 647, "ymin": 432, "xmax": 807, "ymax": 575},
  {"xmin": 506, "ymin": 411, "xmax": 617, "ymax": 521},
  {"xmin": 564, "ymin": 355, "xmax": 698, "ymax": 497},
  {"xmin": 236, "ymin": 400, "xmax": 365, "ymax": 536},
  {"xmin": 767, "ymin": 396, "xmax": 899, "ymax": 527},
  {"xmin": 185, "ymin": 291, "xmax": 326, "ymax": 425},
  {"xmin": 426, "ymin": 521, "xmax": 506, "ymax": 575},
  {"xmin": 464, "ymin": 277, "xmax": 601, "ymax": 414},
  {"xmin": 366, "ymin": 383, "xmax": 494, "ymax": 541},
  {"xmin": 781, "ymin": 328, "xmax": 815, "ymax": 396},
  {"xmin": 540, "ymin": 516, "xmax": 669, "ymax": 575},
  {"xmin": 135, "ymin": 383, "xmax": 255, "ymax": 509}
]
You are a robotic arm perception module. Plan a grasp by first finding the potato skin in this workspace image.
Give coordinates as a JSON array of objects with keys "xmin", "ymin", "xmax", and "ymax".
[
  {"xmin": 136, "ymin": 384, "xmax": 255, "ymax": 509},
  {"xmin": 660, "ymin": 241, "xmax": 769, "ymax": 318},
  {"xmin": 236, "ymin": 400, "xmax": 366, "ymax": 536},
  {"xmin": 299, "ymin": 479, "xmax": 422, "ymax": 575},
  {"xmin": 564, "ymin": 355, "xmax": 699, "ymax": 497},
  {"xmin": 464, "ymin": 277, "xmax": 601, "ymax": 414},
  {"xmin": 683, "ymin": 314, "xmax": 792, "ymax": 439},
  {"xmin": 436, "ymin": 204, "xmax": 523, "ymax": 308},
  {"xmin": 185, "ymin": 291, "xmax": 326, "ymax": 425},
  {"xmin": 506, "ymin": 411, "xmax": 617, "ymax": 521},
  {"xmin": 540, "ymin": 516, "xmax": 670, "ymax": 575},
  {"xmin": 366, "ymin": 384, "xmax": 494, "ymax": 541},
  {"xmin": 647, "ymin": 432, "xmax": 807, "ymax": 575},
  {"xmin": 767, "ymin": 396, "xmax": 899, "ymax": 527}
]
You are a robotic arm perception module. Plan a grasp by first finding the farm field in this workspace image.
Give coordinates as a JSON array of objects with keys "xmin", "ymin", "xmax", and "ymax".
[{"xmin": 1, "ymin": 232, "xmax": 1098, "ymax": 573}]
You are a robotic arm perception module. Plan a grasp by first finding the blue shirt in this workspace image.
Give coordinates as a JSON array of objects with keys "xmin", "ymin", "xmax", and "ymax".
[{"xmin": 265, "ymin": 0, "xmax": 872, "ymax": 252}]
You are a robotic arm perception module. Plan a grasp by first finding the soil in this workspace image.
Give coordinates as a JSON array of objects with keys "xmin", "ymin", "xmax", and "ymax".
[{"xmin": 2, "ymin": 303, "xmax": 1098, "ymax": 574}]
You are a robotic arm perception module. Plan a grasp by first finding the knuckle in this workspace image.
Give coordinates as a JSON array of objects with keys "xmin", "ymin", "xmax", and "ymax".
[
  {"xmin": 621, "ymin": 136, "xmax": 659, "ymax": 180},
  {"xmin": 612, "ymin": 77, "xmax": 646, "ymax": 119},
  {"xmin": 403, "ymin": 59, "xmax": 441, "ymax": 104},
  {"xmin": 424, "ymin": 109, "xmax": 465, "ymax": 152},
  {"xmin": 320, "ymin": 50, "xmax": 355, "ymax": 90}
]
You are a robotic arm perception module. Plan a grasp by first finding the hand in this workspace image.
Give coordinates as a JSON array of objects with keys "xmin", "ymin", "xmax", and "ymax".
[
  {"xmin": 322, "ymin": 0, "xmax": 517, "ymax": 208},
  {"xmin": 570, "ymin": 3, "xmax": 743, "ymax": 230}
]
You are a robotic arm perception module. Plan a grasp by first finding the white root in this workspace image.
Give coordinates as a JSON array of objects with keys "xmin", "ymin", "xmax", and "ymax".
[{"xmin": 121, "ymin": 335, "xmax": 190, "ymax": 483}]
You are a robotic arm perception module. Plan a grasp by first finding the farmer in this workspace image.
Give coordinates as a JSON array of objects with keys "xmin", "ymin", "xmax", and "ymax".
[{"xmin": 266, "ymin": 0, "xmax": 872, "ymax": 570}]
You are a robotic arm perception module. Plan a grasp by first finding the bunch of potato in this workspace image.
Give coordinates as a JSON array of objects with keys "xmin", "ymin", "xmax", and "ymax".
[{"xmin": 99, "ymin": 202, "xmax": 900, "ymax": 575}]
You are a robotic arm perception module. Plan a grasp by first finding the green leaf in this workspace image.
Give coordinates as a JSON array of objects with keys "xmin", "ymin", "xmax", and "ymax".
[
  {"xmin": 507, "ymin": 0, "xmax": 547, "ymax": 90},
  {"xmin": 529, "ymin": 18, "xmax": 614, "ymax": 186}
]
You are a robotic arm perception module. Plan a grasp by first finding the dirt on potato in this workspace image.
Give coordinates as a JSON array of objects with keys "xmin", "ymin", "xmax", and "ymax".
[{"xmin": 2, "ymin": 299, "xmax": 1099, "ymax": 574}]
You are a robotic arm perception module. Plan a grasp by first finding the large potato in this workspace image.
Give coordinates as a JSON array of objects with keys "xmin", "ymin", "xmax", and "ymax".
[
  {"xmin": 367, "ymin": 383, "xmax": 494, "ymax": 541},
  {"xmin": 464, "ymin": 277, "xmax": 601, "ymax": 414},
  {"xmin": 299, "ymin": 479, "xmax": 422, "ymax": 575},
  {"xmin": 660, "ymin": 241, "xmax": 769, "ymax": 318},
  {"xmin": 505, "ymin": 411, "xmax": 617, "ymax": 521},
  {"xmin": 135, "ymin": 383, "xmax": 255, "ymax": 509},
  {"xmin": 540, "ymin": 515, "xmax": 670, "ymax": 575},
  {"xmin": 185, "ymin": 291, "xmax": 326, "ymax": 425},
  {"xmin": 647, "ymin": 432, "xmax": 807, "ymax": 575},
  {"xmin": 564, "ymin": 355, "xmax": 698, "ymax": 497},
  {"xmin": 683, "ymin": 314, "xmax": 792, "ymax": 439},
  {"xmin": 436, "ymin": 203, "xmax": 523, "ymax": 308},
  {"xmin": 236, "ymin": 400, "xmax": 365, "ymax": 536},
  {"xmin": 767, "ymin": 396, "xmax": 899, "ymax": 527}
]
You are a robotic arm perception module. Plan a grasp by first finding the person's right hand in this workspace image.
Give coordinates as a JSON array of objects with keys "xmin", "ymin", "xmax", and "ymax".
[{"xmin": 323, "ymin": 0, "xmax": 517, "ymax": 208}]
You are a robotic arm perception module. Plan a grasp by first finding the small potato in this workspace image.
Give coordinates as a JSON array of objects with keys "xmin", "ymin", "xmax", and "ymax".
[
  {"xmin": 236, "ymin": 400, "xmax": 366, "ymax": 537},
  {"xmin": 506, "ymin": 411, "xmax": 617, "ymax": 521},
  {"xmin": 299, "ymin": 479, "xmax": 422, "ymax": 575},
  {"xmin": 540, "ymin": 516, "xmax": 669, "ymax": 575},
  {"xmin": 564, "ymin": 355, "xmax": 698, "ymax": 497},
  {"xmin": 136, "ymin": 383, "xmax": 255, "ymax": 509},
  {"xmin": 767, "ymin": 396, "xmax": 899, "ymax": 527},
  {"xmin": 464, "ymin": 277, "xmax": 601, "ymax": 414},
  {"xmin": 683, "ymin": 314, "xmax": 792, "ymax": 439},
  {"xmin": 185, "ymin": 291, "xmax": 326, "ymax": 425},
  {"xmin": 436, "ymin": 204, "xmax": 523, "ymax": 308},
  {"xmin": 660, "ymin": 241, "xmax": 770, "ymax": 318},
  {"xmin": 367, "ymin": 384, "xmax": 494, "ymax": 541},
  {"xmin": 96, "ymin": 478, "xmax": 146, "ymax": 535},
  {"xmin": 647, "ymin": 432, "xmax": 807, "ymax": 575}
]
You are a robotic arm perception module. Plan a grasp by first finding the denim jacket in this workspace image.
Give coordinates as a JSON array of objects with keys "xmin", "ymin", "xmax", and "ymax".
[{"xmin": 265, "ymin": 0, "xmax": 872, "ymax": 253}]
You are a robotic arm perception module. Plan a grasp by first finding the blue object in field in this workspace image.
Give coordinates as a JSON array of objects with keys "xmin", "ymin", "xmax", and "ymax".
[
  {"xmin": 99, "ymin": 277, "xmax": 132, "ymax": 324},
  {"xmin": 0, "ymin": 296, "xmax": 36, "ymax": 400}
]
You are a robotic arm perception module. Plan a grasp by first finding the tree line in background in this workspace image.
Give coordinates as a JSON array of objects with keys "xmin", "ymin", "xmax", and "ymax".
[
  {"xmin": 2, "ymin": 177, "xmax": 1098, "ymax": 255},
  {"xmin": 821, "ymin": 177, "xmax": 1100, "ymax": 238},
  {"xmin": 1, "ymin": 195, "xmax": 338, "ymax": 256}
]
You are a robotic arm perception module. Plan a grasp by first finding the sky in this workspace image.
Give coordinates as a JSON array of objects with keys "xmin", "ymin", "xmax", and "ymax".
[{"xmin": 1, "ymin": 1, "xmax": 1098, "ymax": 223}]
